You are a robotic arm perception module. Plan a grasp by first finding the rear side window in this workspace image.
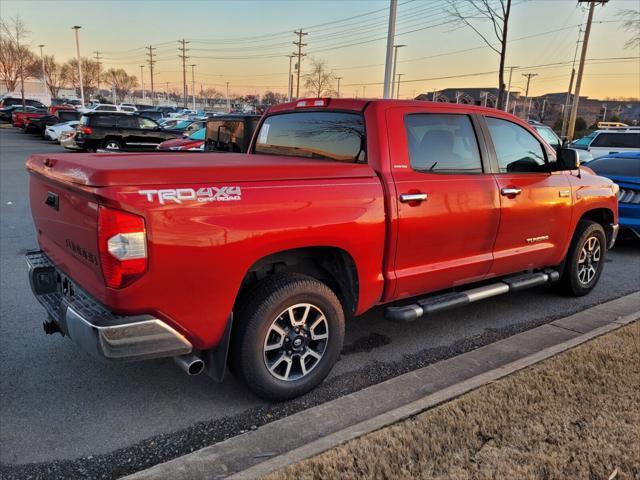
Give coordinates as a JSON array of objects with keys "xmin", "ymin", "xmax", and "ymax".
[
  {"xmin": 486, "ymin": 117, "xmax": 546, "ymax": 173},
  {"xmin": 92, "ymin": 115, "xmax": 118, "ymax": 127},
  {"xmin": 117, "ymin": 116, "xmax": 138, "ymax": 128},
  {"xmin": 405, "ymin": 114, "xmax": 482, "ymax": 173},
  {"xmin": 591, "ymin": 133, "xmax": 640, "ymax": 149},
  {"xmin": 254, "ymin": 111, "xmax": 365, "ymax": 163}
]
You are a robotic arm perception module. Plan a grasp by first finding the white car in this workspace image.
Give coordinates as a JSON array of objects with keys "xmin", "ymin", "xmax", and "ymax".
[
  {"xmin": 119, "ymin": 104, "xmax": 137, "ymax": 113},
  {"xmin": 79, "ymin": 103, "xmax": 119, "ymax": 113},
  {"xmin": 45, "ymin": 120, "xmax": 79, "ymax": 142},
  {"xmin": 571, "ymin": 128, "xmax": 640, "ymax": 159}
]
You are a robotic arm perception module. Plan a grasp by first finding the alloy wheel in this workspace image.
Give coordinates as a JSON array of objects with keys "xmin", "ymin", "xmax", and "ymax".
[{"xmin": 577, "ymin": 235, "xmax": 601, "ymax": 285}]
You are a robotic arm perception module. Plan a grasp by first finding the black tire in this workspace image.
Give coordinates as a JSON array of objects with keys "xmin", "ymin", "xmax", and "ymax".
[
  {"xmin": 559, "ymin": 220, "xmax": 606, "ymax": 296},
  {"xmin": 230, "ymin": 273, "xmax": 345, "ymax": 401},
  {"xmin": 102, "ymin": 138, "xmax": 123, "ymax": 151}
]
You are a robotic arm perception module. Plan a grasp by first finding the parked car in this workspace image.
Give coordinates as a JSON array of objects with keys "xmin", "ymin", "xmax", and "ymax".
[
  {"xmin": 25, "ymin": 98, "xmax": 619, "ymax": 401},
  {"xmin": 157, "ymin": 127, "xmax": 205, "ymax": 151},
  {"xmin": 28, "ymin": 110, "xmax": 81, "ymax": 136},
  {"xmin": 119, "ymin": 104, "xmax": 137, "ymax": 113},
  {"xmin": 584, "ymin": 152, "xmax": 639, "ymax": 238},
  {"xmin": 45, "ymin": 120, "xmax": 80, "ymax": 142},
  {"xmin": 0, "ymin": 96, "xmax": 47, "ymax": 110},
  {"xmin": 204, "ymin": 114, "xmax": 261, "ymax": 153},
  {"xmin": 12, "ymin": 108, "xmax": 48, "ymax": 128},
  {"xmin": 163, "ymin": 119, "xmax": 207, "ymax": 136},
  {"xmin": 157, "ymin": 117, "xmax": 187, "ymax": 129},
  {"xmin": 135, "ymin": 110, "xmax": 165, "ymax": 121},
  {"xmin": 75, "ymin": 112, "xmax": 182, "ymax": 151},
  {"xmin": 48, "ymin": 104, "xmax": 76, "ymax": 116},
  {"xmin": 571, "ymin": 128, "xmax": 640, "ymax": 159},
  {"xmin": 79, "ymin": 103, "xmax": 119, "ymax": 114},
  {"xmin": 59, "ymin": 130, "xmax": 81, "ymax": 150}
]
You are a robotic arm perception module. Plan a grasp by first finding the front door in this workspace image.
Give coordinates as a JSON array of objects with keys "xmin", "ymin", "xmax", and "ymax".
[
  {"xmin": 482, "ymin": 116, "xmax": 573, "ymax": 275},
  {"xmin": 389, "ymin": 108, "xmax": 501, "ymax": 300}
]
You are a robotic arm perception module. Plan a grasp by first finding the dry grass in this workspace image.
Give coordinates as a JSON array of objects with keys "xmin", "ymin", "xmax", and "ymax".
[{"xmin": 268, "ymin": 323, "xmax": 640, "ymax": 480}]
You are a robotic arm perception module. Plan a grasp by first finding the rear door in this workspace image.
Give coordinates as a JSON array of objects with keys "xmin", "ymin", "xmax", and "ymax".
[
  {"xmin": 482, "ymin": 116, "xmax": 573, "ymax": 275},
  {"xmin": 115, "ymin": 115, "xmax": 139, "ymax": 148},
  {"xmin": 388, "ymin": 108, "xmax": 501, "ymax": 299}
]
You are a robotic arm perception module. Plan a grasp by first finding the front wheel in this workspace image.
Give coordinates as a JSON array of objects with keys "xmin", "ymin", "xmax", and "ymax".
[
  {"xmin": 559, "ymin": 220, "xmax": 607, "ymax": 296},
  {"xmin": 230, "ymin": 273, "xmax": 345, "ymax": 401}
]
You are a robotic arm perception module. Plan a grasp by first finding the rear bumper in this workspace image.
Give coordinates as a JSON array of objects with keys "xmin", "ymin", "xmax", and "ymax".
[{"xmin": 26, "ymin": 250, "xmax": 192, "ymax": 362}]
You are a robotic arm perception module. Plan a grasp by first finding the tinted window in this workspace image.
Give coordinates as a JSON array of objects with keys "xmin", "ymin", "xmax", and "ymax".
[
  {"xmin": 591, "ymin": 133, "xmax": 640, "ymax": 149},
  {"xmin": 206, "ymin": 120, "xmax": 245, "ymax": 152},
  {"xmin": 117, "ymin": 116, "xmax": 138, "ymax": 128},
  {"xmin": 58, "ymin": 111, "xmax": 79, "ymax": 121},
  {"xmin": 96, "ymin": 105, "xmax": 118, "ymax": 112},
  {"xmin": 255, "ymin": 111, "xmax": 365, "ymax": 162},
  {"xmin": 534, "ymin": 126, "xmax": 560, "ymax": 149},
  {"xmin": 92, "ymin": 115, "xmax": 118, "ymax": 127},
  {"xmin": 486, "ymin": 117, "xmax": 546, "ymax": 173},
  {"xmin": 588, "ymin": 157, "xmax": 640, "ymax": 177},
  {"xmin": 405, "ymin": 114, "xmax": 482, "ymax": 173},
  {"xmin": 138, "ymin": 117, "xmax": 158, "ymax": 129}
]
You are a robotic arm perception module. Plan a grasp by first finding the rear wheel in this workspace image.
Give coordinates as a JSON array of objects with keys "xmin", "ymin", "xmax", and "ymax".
[
  {"xmin": 559, "ymin": 220, "xmax": 606, "ymax": 296},
  {"xmin": 230, "ymin": 273, "xmax": 345, "ymax": 401},
  {"xmin": 102, "ymin": 139, "xmax": 122, "ymax": 151}
]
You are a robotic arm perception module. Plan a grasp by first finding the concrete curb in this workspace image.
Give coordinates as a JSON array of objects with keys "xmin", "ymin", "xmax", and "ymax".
[{"xmin": 123, "ymin": 292, "xmax": 640, "ymax": 480}]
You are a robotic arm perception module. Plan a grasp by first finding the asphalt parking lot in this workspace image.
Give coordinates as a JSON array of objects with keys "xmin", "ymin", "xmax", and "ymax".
[{"xmin": 1, "ymin": 126, "xmax": 638, "ymax": 479}]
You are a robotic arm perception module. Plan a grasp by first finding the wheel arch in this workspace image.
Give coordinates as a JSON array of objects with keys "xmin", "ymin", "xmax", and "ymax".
[{"xmin": 578, "ymin": 207, "xmax": 615, "ymax": 247}]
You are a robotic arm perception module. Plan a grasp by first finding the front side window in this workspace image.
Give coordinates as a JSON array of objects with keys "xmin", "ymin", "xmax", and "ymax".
[
  {"xmin": 254, "ymin": 111, "xmax": 365, "ymax": 162},
  {"xmin": 138, "ymin": 117, "xmax": 158, "ymax": 129},
  {"xmin": 486, "ymin": 117, "xmax": 547, "ymax": 173},
  {"xmin": 591, "ymin": 133, "xmax": 640, "ymax": 149},
  {"xmin": 405, "ymin": 114, "xmax": 482, "ymax": 173}
]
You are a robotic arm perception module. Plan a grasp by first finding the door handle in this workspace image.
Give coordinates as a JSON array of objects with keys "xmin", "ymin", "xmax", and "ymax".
[
  {"xmin": 399, "ymin": 193, "xmax": 428, "ymax": 203},
  {"xmin": 500, "ymin": 187, "xmax": 522, "ymax": 197}
]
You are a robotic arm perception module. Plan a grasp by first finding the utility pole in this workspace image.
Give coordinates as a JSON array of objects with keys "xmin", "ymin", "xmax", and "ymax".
[
  {"xmin": 93, "ymin": 51, "xmax": 102, "ymax": 94},
  {"xmin": 560, "ymin": 27, "xmax": 582, "ymax": 139},
  {"xmin": 38, "ymin": 45, "xmax": 46, "ymax": 96},
  {"xmin": 293, "ymin": 29, "xmax": 307, "ymax": 99},
  {"xmin": 139, "ymin": 65, "xmax": 144, "ymax": 100},
  {"xmin": 146, "ymin": 46, "xmax": 155, "ymax": 105},
  {"xmin": 504, "ymin": 66, "xmax": 518, "ymax": 112},
  {"xmin": 521, "ymin": 73, "xmax": 538, "ymax": 119},
  {"xmin": 72, "ymin": 26, "xmax": 85, "ymax": 107},
  {"xmin": 178, "ymin": 39, "xmax": 190, "ymax": 108},
  {"xmin": 568, "ymin": 1, "xmax": 607, "ymax": 141},
  {"xmin": 382, "ymin": 0, "xmax": 398, "ymax": 99},
  {"xmin": 190, "ymin": 64, "xmax": 197, "ymax": 110},
  {"xmin": 226, "ymin": 81, "xmax": 230, "ymax": 112},
  {"xmin": 390, "ymin": 44, "xmax": 405, "ymax": 98},
  {"xmin": 396, "ymin": 73, "xmax": 403, "ymax": 99},
  {"xmin": 602, "ymin": 103, "xmax": 607, "ymax": 121},
  {"xmin": 336, "ymin": 77, "xmax": 342, "ymax": 98},
  {"xmin": 362, "ymin": 86, "xmax": 366, "ymax": 97},
  {"xmin": 286, "ymin": 55, "xmax": 295, "ymax": 101}
]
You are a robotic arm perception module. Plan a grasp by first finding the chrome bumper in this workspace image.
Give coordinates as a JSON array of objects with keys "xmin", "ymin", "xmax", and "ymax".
[
  {"xmin": 26, "ymin": 250, "xmax": 192, "ymax": 361},
  {"xmin": 608, "ymin": 223, "xmax": 619, "ymax": 250}
]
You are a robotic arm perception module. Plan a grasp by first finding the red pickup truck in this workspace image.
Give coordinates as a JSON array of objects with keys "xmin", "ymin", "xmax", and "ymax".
[{"xmin": 26, "ymin": 99, "xmax": 619, "ymax": 400}]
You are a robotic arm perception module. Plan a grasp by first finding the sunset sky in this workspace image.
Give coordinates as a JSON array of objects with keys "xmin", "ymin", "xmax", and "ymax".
[{"xmin": 3, "ymin": 0, "xmax": 639, "ymax": 99}]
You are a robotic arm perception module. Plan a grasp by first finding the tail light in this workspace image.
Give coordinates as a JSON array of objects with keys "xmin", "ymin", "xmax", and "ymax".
[
  {"xmin": 98, "ymin": 206, "xmax": 147, "ymax": 288},
  {"xmin": 80, "ymin": 126, "xmax": 93, "ymax": 135}
]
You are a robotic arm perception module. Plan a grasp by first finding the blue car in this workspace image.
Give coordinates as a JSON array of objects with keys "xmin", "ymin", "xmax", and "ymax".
[{"xmin": 585, "ymin": 152, "xmax": 640, "ymax": 238}]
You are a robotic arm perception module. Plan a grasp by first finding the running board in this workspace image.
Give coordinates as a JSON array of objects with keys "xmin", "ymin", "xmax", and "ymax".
[{"xmin": 385, "ymin": 269, "xmax": 560, "ymax": 322}]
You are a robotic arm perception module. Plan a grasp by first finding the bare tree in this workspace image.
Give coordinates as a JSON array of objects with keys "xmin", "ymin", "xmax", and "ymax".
[
  {"xmin": 447, "ymin": 0, "xmax": 512, "ymax": 110},
  {"xmin": 61, "ymin": 58, "xmax": 100, "ymax": 98},
  {"xmin": 41, "ymin": 55, "xmax": 66, "ymax": 99},
  {"xmin": 620, "ymin": 9, "xmax": 639, "ymax": 50},
  {"xmin": 103, "ymin": 68, "xmax": 138, "ymax": 103},
  {"xmin": 0, "ymin": 16, "xmax": 35, "ymax": 106},
  {"xmin": 201, "ymin": 87, "xmax": 222, "ymax": 107},
  {"xmin": 262, "ymin": 90, "xmax": 287, "ymax": 106},
  {"xmin": 303, "ymin": 59, "xmax": 336, "ymax": 97}
]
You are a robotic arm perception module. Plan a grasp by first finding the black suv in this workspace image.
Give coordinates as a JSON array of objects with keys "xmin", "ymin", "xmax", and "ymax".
[{"xmin": 76, "ymin": 112, "xmax": 181, "ymax": 151}]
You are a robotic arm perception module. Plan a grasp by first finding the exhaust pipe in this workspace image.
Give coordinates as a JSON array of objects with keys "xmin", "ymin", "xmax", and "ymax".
[{"xmin": 174, "ymin": 353, "xmax": 205, "ymax": 376}]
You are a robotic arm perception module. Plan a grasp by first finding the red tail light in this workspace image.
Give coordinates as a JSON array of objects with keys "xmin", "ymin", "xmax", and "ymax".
[
  {"xmin": 98, "ymin": 206, "xmax": 147, "ymax": 289},
  {"xmin": 80, "ymin": 126, "xmax": 93, "ymax": 135}
]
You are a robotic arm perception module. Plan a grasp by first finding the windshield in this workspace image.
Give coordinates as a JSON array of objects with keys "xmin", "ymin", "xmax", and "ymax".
[
  {"xmin": 173, "ymin": 120, "xmax": 192, "ymax": 129},
  {"xmin": 189, "ymin": 128, "xmax": 206, "ymax": 140},
  {"xmin": 254, "ymin": 111, "xmax": 365, "ymax": 162},
  {"xmin": 572, "ymin": 132, "xmax": 597, "ymax": 146}
]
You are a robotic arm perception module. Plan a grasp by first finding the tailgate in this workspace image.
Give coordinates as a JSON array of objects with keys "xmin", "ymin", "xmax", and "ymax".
[{"xmin": 29, "ymin": 172, "xmax": 105, "ymax": 294}]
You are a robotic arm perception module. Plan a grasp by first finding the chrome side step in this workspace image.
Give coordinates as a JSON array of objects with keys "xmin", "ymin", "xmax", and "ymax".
[{"xmin": 385, "ymin": 269, "xmax": 560, "ymax": 322}]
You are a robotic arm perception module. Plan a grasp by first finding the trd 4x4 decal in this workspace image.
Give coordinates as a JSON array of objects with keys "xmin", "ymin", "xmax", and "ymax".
[{"xmin": 138, "ymin": 186, "xmax": 242, "ymax": 204}]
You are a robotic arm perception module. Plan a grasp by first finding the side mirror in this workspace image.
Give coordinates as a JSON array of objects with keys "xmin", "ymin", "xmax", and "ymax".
[{"xmin": 556, "ymin": 148, "xmax": 579, "ymax": 171}]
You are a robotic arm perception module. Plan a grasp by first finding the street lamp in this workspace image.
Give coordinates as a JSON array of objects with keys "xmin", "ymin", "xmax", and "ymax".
[
  {"xmin": 72, "ymin": 26, "xmax": 85, "ymax": 106},
  {"xmin": 38, "ymin": 44, "xmax": 46, "ymax": 96},
  {"xmin": 336, "ymin": 77, "xmax": 343, "ymax": 98},
  {"xmin": 390, "ymin": 44, "xmax": 405, "ymax": 99},
  {"xmin": 190, "ymin": 64, "xmax": 197, "ymax": 110}
]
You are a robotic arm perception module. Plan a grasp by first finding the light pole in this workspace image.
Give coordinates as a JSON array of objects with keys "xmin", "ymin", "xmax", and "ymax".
[
  {"xmin": 504, "ymin": 66, "xmax": 518, "ymax": 112},
  {"xmin": 390, "ymin": 44, "xmax": 405, "ymax": 98},
  {"xmin": 190, "ymin": 64, "xmax": 197, "ymax": 110},
  {"xmin": 336, "ymin": 77, "xmax": 342, "ymax": 98},
  {"xmin": 382, "ymin": 0, "xmax": 398, "ymax": 99},
  {"xmin": 396, "ymin": 73, "xmax": 403, "ymax": 99},
  {"xmin": 72, "ymin": 26, "xmax": 85, "ymax": 106},
  {"xmin": 38, "ymin": 44, "xmax": 46, "ymax": 96},
  {"xmin": 140, "ymin": 65, "xmax": 145, "ymax": 101}
]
